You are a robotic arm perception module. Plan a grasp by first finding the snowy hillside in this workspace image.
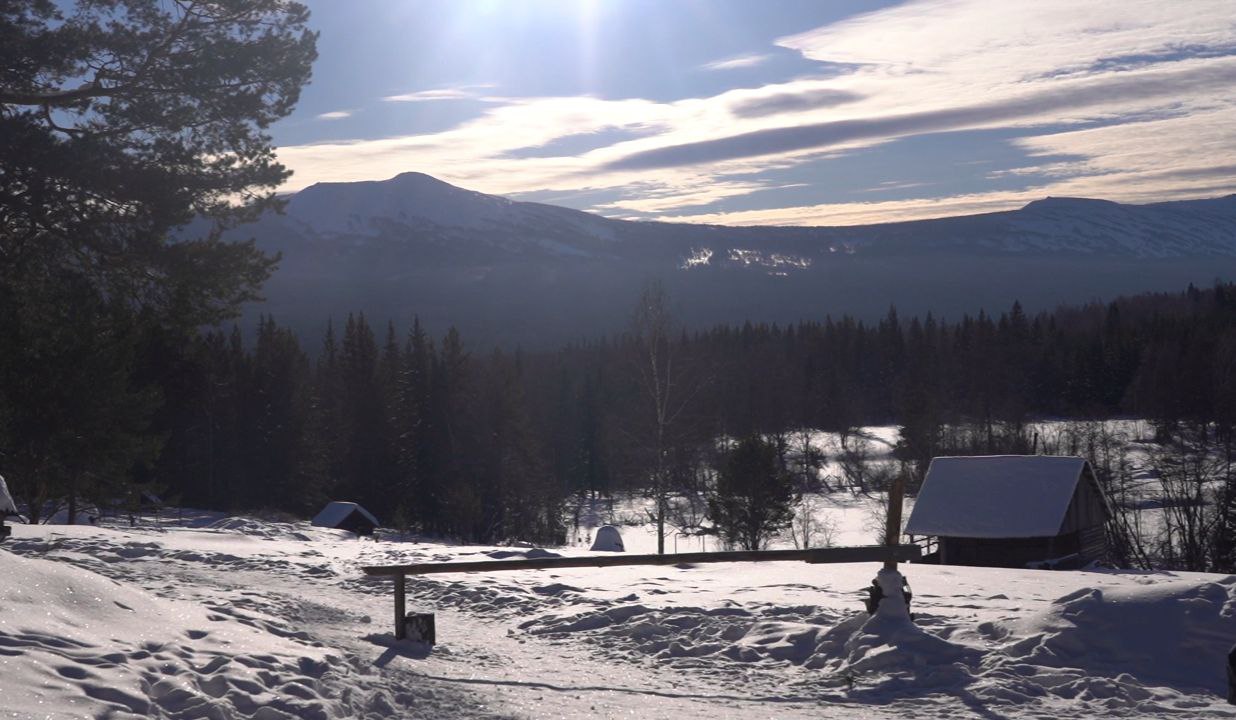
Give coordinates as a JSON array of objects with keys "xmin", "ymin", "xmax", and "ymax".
[
  {"xmin": 252, "ymin": 174, "xmax": 1236, "ymax": 262},
  {"xmin": 219, "ymin": 173, "xmax": 1236, "ymax": 347},
  {"xmin": 273, "ymin": 172, "xmax": 619, "ymax": 258},
  {"xmin": 1002, "ymin": 195, "xmax": 1236, "ymax": 257},
  {"xmin": 4, "ymin": 499, "xmax": 1236, "ymax": 718}
]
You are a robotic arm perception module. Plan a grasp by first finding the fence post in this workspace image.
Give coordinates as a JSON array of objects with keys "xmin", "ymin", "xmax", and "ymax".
[
  {"xmin": 394, "ymin": 573, "xmax": 407, "ymax": 640},
  {"xmin": 884, "ymin": 474, "xmax": 906, "ymax": 572}
]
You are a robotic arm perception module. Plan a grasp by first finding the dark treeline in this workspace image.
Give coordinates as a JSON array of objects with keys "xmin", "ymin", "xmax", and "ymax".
[
  {"xmin": 122, "ymin": 281, "xmax": 1236, "ymax": 545},
  {"xmin": 145, "ymin": 316, "xmax": 560, "ymax": 544}
]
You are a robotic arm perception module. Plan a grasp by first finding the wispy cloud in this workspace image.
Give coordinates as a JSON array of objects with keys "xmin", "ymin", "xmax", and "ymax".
[
  {"xmin": 602, "ymin": 61, "xmax": 1236, "ymax": 171},
  {"xmin": 278, "ymin": 0, "xmax": 1236, "ymax": 225},
  {"xmin": 383, "ymin": 84, "xmax": 495, "ymax": 103},
  {"xmin": 659, "ymin": 190, "xmax": 1053, "ymax": 227},
  {"xmin": 316, "ymin": 110, "xmax": 354, "ymax": 120},
  {"xmin": 702, "ymin": 53, "xmax": 771, "ymax": 71},
  {"xmin": 729, "ymin": 88, "xmax": 863, "ymax": 118}
]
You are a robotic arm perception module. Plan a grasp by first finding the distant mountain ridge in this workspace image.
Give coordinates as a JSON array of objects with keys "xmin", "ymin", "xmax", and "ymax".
[
  {"xmin": 267, "ymin": 172, "xmax": 1236, "ymax": 263},
  {"xmin": 229, "ymin": 173, "xmax": 1236, "ymax": 346}
]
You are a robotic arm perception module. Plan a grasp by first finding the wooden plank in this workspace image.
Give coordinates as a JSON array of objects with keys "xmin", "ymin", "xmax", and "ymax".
[{"xmin": 363, "ymin": 544, "xmax": 921, "ymax": 577}]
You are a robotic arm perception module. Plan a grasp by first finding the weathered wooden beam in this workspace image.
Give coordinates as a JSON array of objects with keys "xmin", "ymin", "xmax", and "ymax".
[{"xmin": 363, "ymin": 544, "xmax": 921, "ymax": 577}]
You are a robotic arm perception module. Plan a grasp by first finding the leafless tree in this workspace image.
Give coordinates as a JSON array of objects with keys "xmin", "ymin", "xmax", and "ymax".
[
  {"xmin": 790, "ymin": 493, "xmax": 836, "ymax": 549},
  {"xmin": 1153, "ymin": 429, "xmax": 1228, "ymax": 571},
  {"xmin": 626, "ymin": 281, "xmax": 705, "ymax": 554},
  {"xmin": 836, "ymin": 430, "xmax": 887, "ymax": 496}
]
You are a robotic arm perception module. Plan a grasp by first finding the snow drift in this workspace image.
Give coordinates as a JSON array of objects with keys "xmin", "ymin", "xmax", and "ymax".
[{"xmin": 0, "ymin": 548, "xmax": 337, "ymax": 719}]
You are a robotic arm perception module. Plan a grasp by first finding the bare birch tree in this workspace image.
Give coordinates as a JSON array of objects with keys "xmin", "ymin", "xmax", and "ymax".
[{"xmin": 628, "ymin": 281, "xmax": 702, "ymax": 554}]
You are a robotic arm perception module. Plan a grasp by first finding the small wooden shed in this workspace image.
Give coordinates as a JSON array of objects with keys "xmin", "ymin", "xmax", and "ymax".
[
  {"xmin": 904, "ymin": 455, "xmax": 1109, "ymax": 569},
  {"xmin": 312, "ymin": 501, "xmax": 380, "ymax": 536}
]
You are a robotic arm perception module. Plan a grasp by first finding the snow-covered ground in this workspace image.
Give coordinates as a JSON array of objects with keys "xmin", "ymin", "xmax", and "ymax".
[{"xmin": 5, "ymin": 497, "xmax": 1236, "ymax": 719}]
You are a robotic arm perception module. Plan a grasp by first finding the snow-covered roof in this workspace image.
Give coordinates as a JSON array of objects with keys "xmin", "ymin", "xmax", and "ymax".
[
  {"xmin": 904, "ymin": 456, "xmax": 1090, "ymax": 538},
  {"xmin": 590, "ymin": 525, "xmax": 625, "ymax": 552},
  {"xmin": 311, "ymin": 501, "xmax": 379, "ymax": 529},
  {"xmin": 0, "ymin": 475, "xmax": 16, "ymax": 515}
]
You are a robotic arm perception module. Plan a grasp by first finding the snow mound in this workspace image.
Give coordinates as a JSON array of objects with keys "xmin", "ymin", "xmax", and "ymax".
[
  {"xmin": 1006, "ymin": 577, "xmax": 1236, "ymax": 695},
  {"xmin": 814, "ymin": 612, "xmax": 981, "ymax": 695},
  {"xmin": 0, "ymin": 548, "xmax": 338, "ymax": 719},
  {"xmin": 203, "ymin": 515, "xmax": 343, "ymax": 542}
]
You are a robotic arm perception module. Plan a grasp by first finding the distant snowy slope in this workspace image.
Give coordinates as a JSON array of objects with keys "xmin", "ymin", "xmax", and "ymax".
[
  {"xmin": 740, "ymin": 194, "xmax": 1236, "ymax": 260},
  {"xmin": 240, "ymin": 173, "xmax": 1236, "ymax": 263},
  {"xmin": 278, "ymin": 172, "xmax": 618, "ymax": 257},
  {"xmin": 1002, "ymin": 195, "xmax": 1236, "ymax": 257},
  {"xmin": 214, "ymin": 172, "xmax": 1236, "ymax": 346},
  {"xmin": 270, "ymin": 174, "xmax": 1236, "ymax": 260}
]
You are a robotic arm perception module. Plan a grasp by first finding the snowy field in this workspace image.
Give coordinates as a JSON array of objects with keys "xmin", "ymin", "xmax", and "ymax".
[{"xmin": 5, "ymin": 497, "xmax": 1236, "ymax": 719}]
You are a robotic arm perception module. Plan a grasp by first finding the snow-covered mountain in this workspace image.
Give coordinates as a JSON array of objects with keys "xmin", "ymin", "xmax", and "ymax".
[
  {"xmin": 224, "ymin": 173, "xmax": 1236, "ymax": 345},
  {"xmin": 966, "ymin": 195, "xmax": 1236, "ymax": 258},
  {"xmin": 279, "ymin": 172, "xmax": 618, "ymax": 258},
  {"xmin": 260, "ymin": 172, "xmax": 1236, "ymax": 263}
]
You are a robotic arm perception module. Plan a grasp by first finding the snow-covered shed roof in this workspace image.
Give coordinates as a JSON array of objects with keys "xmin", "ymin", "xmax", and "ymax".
[
  {"xmin": 904, "ymin": 456, "xmax": 1092, "ymax": 539},
  {"xmin": 590, "ymin": 525, "xmax": 625, "ymax": 552},
  {"xmin": 311, "ymin": 501, "xmax": 379, "ymax": 529},
  {"xmin": 0, "ymin": 475, "xmax": 16, "ymax": 515}
]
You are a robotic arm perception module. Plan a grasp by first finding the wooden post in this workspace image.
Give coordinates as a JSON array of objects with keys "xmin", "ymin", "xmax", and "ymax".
[
  {"xmin": 394, "ymin": 573, "xmax": 407, "ymax": 640},
  {"xmin": 884, "ymin": 473, "xmax": 906, "ymax": 571}
]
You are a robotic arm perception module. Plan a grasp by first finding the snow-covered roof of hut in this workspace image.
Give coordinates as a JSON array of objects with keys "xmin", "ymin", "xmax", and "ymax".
[
  {"xmin": 904, "ymin": 456, "xmax": 1092, "ymax": 539},
  {"xmin": 590, "ymin": 525, "xmax": 625, "ymax": 552},
  {"xmin": 311, "ymin": 501, "xmax": 379, "ymax": 529},
  {"xmin": 0, "ymin": 475, "xmax": 16, "ymax": 515}
]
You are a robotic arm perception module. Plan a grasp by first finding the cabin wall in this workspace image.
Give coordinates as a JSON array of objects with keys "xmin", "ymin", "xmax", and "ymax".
[
  {"xmin": 1078, "ymin": 524, "xmax": 1107, "ymax": 564},
  {"xmin": 939, "ymin": 535, "xmax": 1059, "ymax": 567},
  {"xmin": 938, "ymin": 528, "xmax": 1106, "ymax": 568},
  {"xmin": 337, "ymin": 512, "xmax": 376, "ymax": 536},
  {"xmin": 1059, "ymin": 468, "xmax": 1108, "ymax": 535}
]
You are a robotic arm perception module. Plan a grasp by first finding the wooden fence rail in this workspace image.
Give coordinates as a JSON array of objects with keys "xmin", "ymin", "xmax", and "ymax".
[{"xmin": 364, "ymin": 544, "xmax": 922, "ymax": 639}]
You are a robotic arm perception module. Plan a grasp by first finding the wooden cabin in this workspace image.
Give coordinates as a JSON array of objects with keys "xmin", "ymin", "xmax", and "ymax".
[{"xmin": 904, "ymin": 455, "xmax": 1109, "ymax": 569}]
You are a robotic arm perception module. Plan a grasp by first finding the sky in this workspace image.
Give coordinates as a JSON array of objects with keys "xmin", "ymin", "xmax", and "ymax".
[{"xmin": 271, "ymin": 0, "xmax": 1236, "ymax": 226}]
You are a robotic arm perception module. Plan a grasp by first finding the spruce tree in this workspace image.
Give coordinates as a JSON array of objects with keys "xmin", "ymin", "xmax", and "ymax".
[{"xmin": 708, "ymin": 435, "xmax": 796, "ymax": 551}]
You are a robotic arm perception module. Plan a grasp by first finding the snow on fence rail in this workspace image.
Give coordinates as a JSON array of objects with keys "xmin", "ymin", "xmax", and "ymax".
[{"xmin": 363, "ymin": 544, "xmax": 922, "ymax": 640}]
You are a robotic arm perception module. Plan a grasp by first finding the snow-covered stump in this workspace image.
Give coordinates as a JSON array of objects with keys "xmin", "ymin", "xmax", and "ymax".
[{"xmin": 871, "ymin": 568, "xmax": 912, "ymax": 622}]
